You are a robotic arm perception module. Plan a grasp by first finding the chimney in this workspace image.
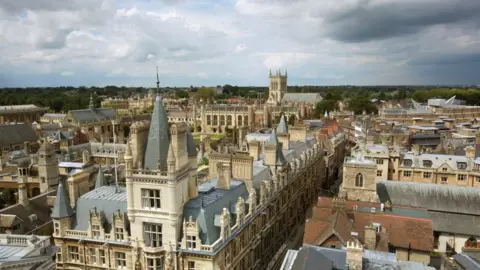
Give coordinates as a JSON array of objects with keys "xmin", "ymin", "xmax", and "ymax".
[
  {"xmin": 412, "ymin": 144, "xmax": 420, "ymax": 156},
  {"xmin": 465, "ymin": 146, "xmax": 475, "ymax": 159},
  {"xmin": 346, "ymin": 241, "xmax": 364, "ymax": 270},
  {"xmin": 248, "ymin": 141, "xmax": 260, "ymax": 160},
  {"xmin": 216, "ymin": 163, "xmax": 231, "ymax": 190},
  {"xmin": 364, "ymin": 223, "xmax": 377, "ymax": 250},
  {"xmin": 332, "ymin": 196, "xmax": 347, "ymax": 213}
]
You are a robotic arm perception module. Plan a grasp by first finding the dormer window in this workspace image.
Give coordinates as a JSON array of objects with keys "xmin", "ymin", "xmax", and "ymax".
[
  {"xmin": 457, "ymin": 162, "xmax": 467, "ymax": 170},
  {"xmin": 423, "ymin": 160, "xmax": 432, "ymax": 168},
  {"xmin": 403, "ymin": 159, "xmax": 412, "ymax": 167}
]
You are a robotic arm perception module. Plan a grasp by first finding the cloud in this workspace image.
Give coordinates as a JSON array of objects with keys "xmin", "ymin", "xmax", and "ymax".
[
  {"xmin": 0, "ymin": 0, "xmax": 479, "ymax": 87},
  {"xmin": 60, "ymin": 71, "xmax": 74, "ymax": 76}
]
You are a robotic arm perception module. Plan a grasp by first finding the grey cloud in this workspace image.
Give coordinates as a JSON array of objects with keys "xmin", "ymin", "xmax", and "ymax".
[
  {"xmin": 0, "ymin": 0, "xmax": 104, "ymax": 12},
  {"xmin": 409, "ymin": 52, "xmax": 480, "ymax": 66},
  {"xmin": 37, "ymin": 28, "xmax": 74, "ymax": 49},
  {"xmin": 319, "ymin": 0, "xmax": 480, "ymax": 43}
]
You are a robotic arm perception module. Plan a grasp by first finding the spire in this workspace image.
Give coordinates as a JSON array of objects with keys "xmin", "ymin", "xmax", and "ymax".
[
  {"xmin": 156, "ymin": 66, "xmax": 160, "ymax": 95},
  {"xmin": 167, "ymin": 142, "xmax": 176, "ymax": 163},
  {"xmin": 186, "ymin": 128, "xmax": 197, "ymax": 157},
  {"xmin": 285, "ymin": 69, "xmax": 287, "ymax": 77},
  {"xmin": 51, "ymin": 181, "xmax": 74, "ymax": 219},
  {"xmin": 125, "ymin": 142, "xmax": 132, "ymax": 158},
  {"xmin": 276, "ymin": 114, "xmax": 288, "ymax": 134},
  {"xmin": 324, "ymin": 111, "xmax": 329, "ymax": 118},
  {"xmin": 95, "ymin": 165, "xmax": 107, "ymax": 189},
  {"xmin": 266, "ymin": 129, "xmax": 279, "ymax": 146},
  {"xmin": 269, "ymin": 69, "xmax": 272, "ymax": 77},
  {"xmin": 89, "ymin": 94, "xmax": 94, "ymax": 110},
  {"xmin": 144, "ymin": 95, "xmax": 170, "ymax": 170}
]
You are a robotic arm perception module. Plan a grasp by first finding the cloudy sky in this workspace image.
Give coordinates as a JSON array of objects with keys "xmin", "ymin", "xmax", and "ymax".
[{"xmin": 1, "ymin": 0, "xmax": 479, "ymax": 87}]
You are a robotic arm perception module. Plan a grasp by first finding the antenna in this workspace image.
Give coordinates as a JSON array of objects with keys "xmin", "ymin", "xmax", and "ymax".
[
  {"xmin": 156, "ymin": 66, "xmax": 160, "ymax": 94},
  {"xmin": 112, "ymin": 120, "xmax": 120, "ymax": 193}
]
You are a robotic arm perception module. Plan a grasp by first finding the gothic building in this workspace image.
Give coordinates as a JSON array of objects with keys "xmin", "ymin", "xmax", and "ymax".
[{"xmin": 51, "ymin": 93, "xmax": 326, "ymax": 269}]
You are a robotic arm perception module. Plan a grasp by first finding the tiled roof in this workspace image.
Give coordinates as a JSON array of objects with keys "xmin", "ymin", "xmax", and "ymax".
[
  {"xmin": 69, "ymin": 108, "xmax": 116, "ymax": 124},
  {"xmin": 0, "ymin": 124, "xmax": 37, "ymax": 148},
  {"xmin": 282, "ymin": 93, "xmax": 322, "ymax": 104}
]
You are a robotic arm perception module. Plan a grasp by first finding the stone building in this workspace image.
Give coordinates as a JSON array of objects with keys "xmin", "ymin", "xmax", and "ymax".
[
  {"xmin": 0, "ymin": 123, "xmax": 38, "ymax": 152},
  {"xmin": 379, "ymin": 96, "xmax": 480, "ymax": 126},
  {"xmin": 0, "ymin": 104, "xmax": 47, "ymax": 124},
  {"xmin": 280, "ymin": 243, "xmax": 435, "ymax": 270},
  {"xmin": 169, "ymin": 71, "xmax": 318, "ymax": 133},
  {"xmin": 65, "ymin": 96, "xmax": 122, "ymax": 143},
  {"xmin": 51, "ymin": 95, "xmax": 326, "ymax": 270},
  {"xmin": 101, "ymin": 90, "xmax": 156, "ymax": 115}
]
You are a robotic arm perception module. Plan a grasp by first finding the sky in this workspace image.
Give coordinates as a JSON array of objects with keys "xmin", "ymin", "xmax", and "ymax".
[{"xmin": 0, "ymin": 0, "xmax": 479, "ymax": 87}]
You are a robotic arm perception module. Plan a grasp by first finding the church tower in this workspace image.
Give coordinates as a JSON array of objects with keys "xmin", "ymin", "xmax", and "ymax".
[
  {"xmin": 267, "ymin": 69, "xmax": 288, "ymax": 105},
  {"xmin": 38, "ymin": 140, "xmax": 60, "ymax": 193}
]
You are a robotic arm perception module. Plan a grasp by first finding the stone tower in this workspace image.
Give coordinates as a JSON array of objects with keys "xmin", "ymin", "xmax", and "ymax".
[
  {"xmin": 37, "ymin": 140, "xmax": 60, "ymax": 193},
  {"xmin": 267, "ymin": 69, "xmax": 288, "ymax": 105}
]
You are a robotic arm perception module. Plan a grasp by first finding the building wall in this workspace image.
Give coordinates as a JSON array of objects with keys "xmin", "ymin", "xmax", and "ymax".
[
  {"xmin": 396, "ymin": 249, "xmax": 431, "ymax": 266},
  {"xmin": 341, "ymin": 161, "xmax": 377, "ymax": 202},
  {"xmin": 438, "ymin": 233, "xmax": 472, "ymax": 254}
]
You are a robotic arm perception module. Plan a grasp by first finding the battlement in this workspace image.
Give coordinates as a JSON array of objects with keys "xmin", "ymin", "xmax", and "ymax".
[{"xmin": 347, "ymin": 240, "xmax": 363, "ymax": 250}]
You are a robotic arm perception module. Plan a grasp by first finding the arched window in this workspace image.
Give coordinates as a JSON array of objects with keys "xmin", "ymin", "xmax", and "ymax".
[{"xmin": 355, "ymin": 173, "xmax": 363, "ymax": 187}]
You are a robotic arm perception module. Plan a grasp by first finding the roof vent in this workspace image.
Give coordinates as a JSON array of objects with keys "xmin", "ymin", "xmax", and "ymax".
[{"xmin": 370, "ymin": 207, "xmax": 376, "ymax": 213}]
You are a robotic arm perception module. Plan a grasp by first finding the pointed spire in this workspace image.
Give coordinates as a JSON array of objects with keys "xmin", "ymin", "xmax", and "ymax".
[
  {"xmin": 285, "ymin": 69, "xmax": 287, "ymax": 77},
  {"xmin": 51, "ymin": 181, "xmax": 74, "ymax": 219},
  {"xmin": 324, "ymin": 111, "xmax": 329, "ymax": 118},
  {"xmin": 156, "ymin": 66, "xmax": 160, "ymax": 95},
  {"xmin": 269, "ymin": 69, "xmax": 272, "ymax": 76},
  {"xmin": 89, "ymin": 94, "xmax": 94, "ymax": 110},
  {"xmin": 167, "ymin": 142, "xmax": 176, "ymax": 162},
  {"xmin": 125, "ymin": 142, "xmax": 132, "ymax": 158},
  {"xmin": 95, "ymin": 165, "xmax": 107, "ymax": 189},
  {"xmin": 144, "ymin": 95, "xmax": 170, "ymax": 170},
  {"xmin": 266, "ymin": 129, "xmax": 279, "ymax": 146},
  {"xmin": 276, "ymin": 114, "xmax": 288, "ymax": 134}
]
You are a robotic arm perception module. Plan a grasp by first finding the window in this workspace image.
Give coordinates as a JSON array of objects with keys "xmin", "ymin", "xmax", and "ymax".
[
  {"xmin": 55, "ymin": 222, "xmax": 59, "ymax": 235},
  {"xmin": 458, "ymin": 174, "xmax": 467, "ymax": 181},
  {"xmin": 441, "ymin": 177, "xmax": 448, "ymax": 183},
  {"xmin": 98, "ymin": 249, "xmax": 107, "ymax": 265},
  {"xmin": 403, "ymin": 159, "xmax": 412, "ymax": 167},
  {"xmin": 147, "ymin": 258, "xmax": 163, "ymax": 270},
  {"xmin": 115, "ymin": 252, "xmax": 126, "ymax": 268},
  {"xmin": 376, "ymin": 170, "xmax": 382, "ymax": 177},
  {"xmin": 388, "ymin": 244, "xmax": 397, "ymax": 254},
  {"xmin": 144, "ymin": 223, "xmax": 163, "ymax": 247},
  {"xmin": 68, "ymin": 246, "xmax": 80, "ymax": 262},
  {"xmin": 142, "ymin": 189, "xmax": 161, "ymax": 208},
  {"xmin": 115, "ymin": 227, "xmax": 124, "ymax": 240},
  {"xmin": 330, "ymin": 245, "xmax": 336, "ymax": 248},
  {"xmin": 355, "ymin": 173, "xmax": 363, "ymax": 187},
  {"xmin": 476, "ymin": 176, "xmax": 480, "ymax": 183},
  {"xmin": 423, "ymin": 172, "xmax": 432, "ymax": 178},
  {"xmin": 188, "ymin": 261, "xmax": 195, "ymax": 270},
  {"xmin": 423, "ymin": 160, "xmax": 432, "ymax": 167},
  {"xmin": 457, "ymin": 162, "xmax": 467, "ymax": 170},
  {"xmin": 92, "ymin": 224, "xmax": 101, "ymax": 238},
  {"xmin": 187, "ymin": 235, "xmax": 196, "ymax": 249},
  {"xmin": 403, "ymin": 171, "xmax": 412, "ymax": 177},
  {"xmin": 89, "ymin": 248, "xmax": 97, "ymax": 264},
  {"xmin": 224, "ymin": 248, "xmax": 231, "ymax": 267},
  {"xmin": 442, "ymin": 168, "xmax": 448, "ymax": 172},
  {"xmin": 376, "ymin": 159, "xmax": 384, "ymax": 165}
]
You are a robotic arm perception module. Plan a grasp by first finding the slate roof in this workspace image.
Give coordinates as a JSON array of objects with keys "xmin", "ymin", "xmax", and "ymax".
[
  {"xmin": 428, "ymin": 211, "xmax": 480, "ymax": 236},
  {"xmin": 51, "ymin": 181, "xmax": 74, "ymax": 219},
  {"xmin": 376, "ymin": 181, "xmax": 480, "ymax": 215},
  {"xmin": 400, "ymin": 153, "xmax": 472, "ymax": 170},
  {"xmin": 282, "ymin": 245, "xmax": 435, "ymax": 270},
  {"xmin": 0, "ymin": 190, "xmax": 56, "ymax": 234},
  {"xmin": 277, "ymin": 114, "xmax": 288, "ymax": 134},
  {"xmin": 186, "ymin": 128, "xmax": 197, "ymax": 157},
  {"xmin": 144, "ymin": 96, "xmax": 170, "ymax": 170},
  {"xmin": 453, "ymin": 253, "xmax": 480, "ymax": 270},
  {"xmin": 73, "ymin": 186, "xmax": 127, "ymax": 231},
  {"xmin": 282, "ymin": 93, "xmax": 322, "ymax": 104},
  {"xmin": 0, "ymin": 124, "xmax": 37, "ymax": 148},
  {"xmin": 183, "ymin": 179, "xmax": 249, "ymax": 245},
  {"xmin": 68, "ymin": 108, "xmax": 116, "ymax": 124},
  {"xmin": 95, "ymin": 165, "xmax": 107, "ymax": 189}
]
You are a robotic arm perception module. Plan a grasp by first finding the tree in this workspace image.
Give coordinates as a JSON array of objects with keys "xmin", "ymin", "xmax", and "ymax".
[
  {"xmin": 196, "ymin": 87, "xmax": 215, "ymax": 102},
  {"xmin": 315, "ymin": 100, "xmax": 338, "ymax": 118},
  {"xmin": 175, "ymin": 90, "xmax": 189, "ymax": 99},
  {"xmin": 347, "ymin": 95, "xmax": 377, "ymax": 115}
]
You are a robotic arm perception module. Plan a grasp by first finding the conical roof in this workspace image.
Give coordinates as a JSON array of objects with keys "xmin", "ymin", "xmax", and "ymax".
[
  {"xmin": 144, "ymin": 96, "xmax": 170, "ymax": 170},
  {"xmin": 276, "ymin": 114, "xmax": 288, "ymax": 134},
  {"xmin": 186, "ymin": 128, "xmax": 197, "ymax": 157},
  {"xmin": 95, "ymin": 165, "xmax": 107, "ymax": 189},
  {"xmin": 51, "ymin": 181, "xmax": 74, "ymax": 219},
  {"xmin": 266, "ymin": 129, "xmax": 279, "ymax": 146}
]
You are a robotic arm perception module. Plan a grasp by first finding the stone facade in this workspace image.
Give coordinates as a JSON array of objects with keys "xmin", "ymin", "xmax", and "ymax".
[
  {"xmin": 340, "ymin": 154, "xmax": 378, "ymax": 202},
  {"xmin": 0, "ymin": 104, "xmax": 47, "ymax": 124}
]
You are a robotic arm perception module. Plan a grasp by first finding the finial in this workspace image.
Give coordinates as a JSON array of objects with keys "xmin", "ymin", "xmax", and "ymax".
[
  {"xmin": 269, "ymin": 69, "xmax": 272, "ymax": 76},
  {"xmin": 156, "ymin": 66, "xmax": 160, "ymax": 95},
  {"xmin": 89, "ymin": 94, "xmax": 94, "ymax": 110}
]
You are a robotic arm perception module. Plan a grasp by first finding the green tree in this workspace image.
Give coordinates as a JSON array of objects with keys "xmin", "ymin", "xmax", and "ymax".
[
  {"xmin": 315, "ymin": 100, "xmax": 338, "ymax": 118},
  {"xmin": 196, "ymin": 87, "xmax": 215, "ymax": 102},
  {"xmin": 175, "ymin": 90, "xmax": 189, "ymax": 99}
]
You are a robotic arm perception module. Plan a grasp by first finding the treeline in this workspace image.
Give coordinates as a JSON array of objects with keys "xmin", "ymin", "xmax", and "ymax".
[{"xmin": 412, "ymin": 88, "xmax": 480, "ymax": 105}]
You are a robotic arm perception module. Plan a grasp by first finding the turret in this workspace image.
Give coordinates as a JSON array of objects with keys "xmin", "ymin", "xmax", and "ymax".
[
  {"xmin": 125, "ymin": 142, "xmax": 133, "ymax": 177},
  {"xmin": 51, "ymin": 181, "xmax": 74, "ymax": 237},
  {"xmin": 95, "ymin": 165, "xmax": 107, "ymax": 189}
]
